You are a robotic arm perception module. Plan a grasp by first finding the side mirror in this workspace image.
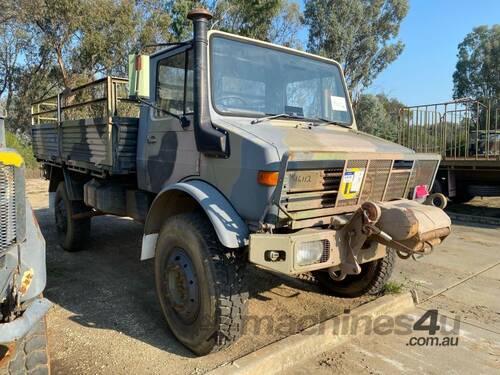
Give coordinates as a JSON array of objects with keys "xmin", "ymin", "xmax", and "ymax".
[{"xmin": 128, "ymin": 54, "xmax": 150, "ymax": 100}]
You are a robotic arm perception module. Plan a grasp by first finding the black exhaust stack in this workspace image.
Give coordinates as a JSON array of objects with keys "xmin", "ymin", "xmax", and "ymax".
[{"xmin": 188, "ymin": 8, "xmax": 228, "ymax": 157}]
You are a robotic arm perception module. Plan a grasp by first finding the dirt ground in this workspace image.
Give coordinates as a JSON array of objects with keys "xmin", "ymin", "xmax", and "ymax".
[{"xmin": 26, "ymin": 179, "xmax": 373, "ymax": 375}]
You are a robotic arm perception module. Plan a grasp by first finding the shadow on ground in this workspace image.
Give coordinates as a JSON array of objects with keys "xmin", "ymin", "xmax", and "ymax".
[{"xmin": 446, "ymin": 200, "xmax": 500, "ymax": 218}]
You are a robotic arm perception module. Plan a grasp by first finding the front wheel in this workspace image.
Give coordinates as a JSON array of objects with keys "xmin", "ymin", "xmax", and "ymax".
[
  {"xmin": 154, "ymin": 212, "xmax": 248, "ymax": 355},
  {"xmin": 312, "ymin": 248, "xmax": 396, "ymax": 297}
]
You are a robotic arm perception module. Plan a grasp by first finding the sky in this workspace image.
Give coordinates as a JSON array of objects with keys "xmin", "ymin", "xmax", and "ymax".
[{"xmin": 299, "ymin": 0, "xmax": 499, "ymax": 106}]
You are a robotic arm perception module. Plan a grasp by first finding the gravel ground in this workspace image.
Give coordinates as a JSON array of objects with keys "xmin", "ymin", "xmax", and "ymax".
[{"xmin": 26, "ymin": 179, "xmax": 373, "ymax": 375}]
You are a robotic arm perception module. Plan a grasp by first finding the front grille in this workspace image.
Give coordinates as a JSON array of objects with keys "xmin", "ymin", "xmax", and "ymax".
[
  {"xmin": 384, "ymin": 169, "xmax": 412, "ymax": 201},
  {"xmin": 279, "ymin": 158, "xmax": 438, "ymax": 228},
  {"xmin": 282, "ymin": 167, "xmax": 343, "ymax": 213},
  {"xmin": 360, "ymin": 160, "xmax": 392, "ymax": 201},
  {"xmin": 0, "ymin": 164, "xmax": 17, "ymax": 254}
]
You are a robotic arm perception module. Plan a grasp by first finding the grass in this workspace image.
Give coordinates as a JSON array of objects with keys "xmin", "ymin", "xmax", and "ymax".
[
  {"xmin": 5, "ymin": 131, "xmax": 39, "ymax": 171},
  {"xmin": 383, "ymin": 280, "xmax": 406, "ymax": 294}
]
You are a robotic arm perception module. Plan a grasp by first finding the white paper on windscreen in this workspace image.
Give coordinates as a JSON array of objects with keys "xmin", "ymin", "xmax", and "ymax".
[{"xmin": 330, "ymin": 96, "xmax": 348, "ymax": 112}]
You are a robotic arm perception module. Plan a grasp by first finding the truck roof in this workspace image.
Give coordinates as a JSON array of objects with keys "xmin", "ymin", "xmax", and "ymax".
[{"xmin": 150, "ymin": 30, "xmax": 346, "ymax": 76}]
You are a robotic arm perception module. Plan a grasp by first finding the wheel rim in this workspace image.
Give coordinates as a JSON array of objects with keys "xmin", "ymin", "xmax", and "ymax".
[
  {"xmin": 55, "ymin": 197, "xmax": 68, "ymax": 235},
  {"xmin": 163, "ymin": 248, "xmax": 200, "ymax": 325}
]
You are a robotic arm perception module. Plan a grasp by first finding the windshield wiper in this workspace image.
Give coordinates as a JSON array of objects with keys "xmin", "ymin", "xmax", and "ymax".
[
  {"xmin": 251, "ymin": 113, "xmax": 303, "ymax": 124},
  {"xmin": 312, "ymin": 117, "xmax": 351, "ymax": 128}
]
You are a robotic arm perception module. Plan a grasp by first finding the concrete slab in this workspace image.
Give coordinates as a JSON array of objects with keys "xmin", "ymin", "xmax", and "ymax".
[{"xmin": 289, "ymin": 310, "xmax": 500, "ymax": 374}]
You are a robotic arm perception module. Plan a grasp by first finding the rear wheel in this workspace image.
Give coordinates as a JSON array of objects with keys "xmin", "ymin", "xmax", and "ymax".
[
  {"xmin": 1, "ymin": 318, "xmax": 50, "ymax": 375},
  {"xmin": 154, "ymin": 212, "xmax": 248, "ymax": 355},
  {"xmin": 312, "ymin": 248, "xmax": 396, "ymax": 297},
  {"xmin": 54, "ymin": 182, "xmax": 91, "ymax": 251}
]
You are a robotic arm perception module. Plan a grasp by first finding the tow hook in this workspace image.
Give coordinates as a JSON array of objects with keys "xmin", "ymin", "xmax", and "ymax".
[
  {"xmin": 328, "ymin": 199, "xmax": 451, "ymax": 279},
  {"xmin": 330, "ymin": 202, "xmax": 382, "ymax": 281}
]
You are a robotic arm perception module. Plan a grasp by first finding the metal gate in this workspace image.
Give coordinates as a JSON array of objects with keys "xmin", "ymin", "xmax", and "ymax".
[{"xmin": 397, "ymin": 98, "xmax": 499, "ymax": 160}]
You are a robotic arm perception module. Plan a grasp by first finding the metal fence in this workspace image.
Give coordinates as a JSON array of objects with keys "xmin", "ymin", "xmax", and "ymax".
[{"xmin": 397, "ymin": 98, "xmax": 499, "ymax": 160}]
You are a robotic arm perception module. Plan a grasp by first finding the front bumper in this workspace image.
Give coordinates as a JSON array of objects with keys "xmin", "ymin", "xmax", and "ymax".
[
  {"xmin": 0, "ymin": 298, "xmax": 52, "ymax": 344},
  {"xmin": 249, "ymin": 199, "xmax": 451, "ymax": 275},
  {"xmin": 249, "ymin": 228, "xmax": 386, "ymax": 275}
]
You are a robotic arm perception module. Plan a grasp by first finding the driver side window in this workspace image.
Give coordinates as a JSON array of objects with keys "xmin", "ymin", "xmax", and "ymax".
[{"xmin": 156, "ymin": 49, "xmax": 193, "ymax": 118}]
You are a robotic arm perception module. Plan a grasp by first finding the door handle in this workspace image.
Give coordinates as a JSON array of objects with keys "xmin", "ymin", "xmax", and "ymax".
[{"xmin": 147, "ymin": 135, "xmax": 157, "ymax": 144}]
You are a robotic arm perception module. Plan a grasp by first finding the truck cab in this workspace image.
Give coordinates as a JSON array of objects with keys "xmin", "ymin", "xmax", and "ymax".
[{"xmin": 31, "ymin": 8, "xmax": 451, "ymax": 356}]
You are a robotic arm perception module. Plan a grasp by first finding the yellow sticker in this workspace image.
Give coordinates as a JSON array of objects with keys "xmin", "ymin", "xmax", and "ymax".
[{"xmin": 339, "ymin": 168, "xmax": 365, "ymax": 199}]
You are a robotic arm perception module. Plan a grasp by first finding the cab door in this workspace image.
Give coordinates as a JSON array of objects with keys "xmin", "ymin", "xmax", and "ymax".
[{"xmin": 138, "ymin": 46, "xmax": 198, "ymax": 193}]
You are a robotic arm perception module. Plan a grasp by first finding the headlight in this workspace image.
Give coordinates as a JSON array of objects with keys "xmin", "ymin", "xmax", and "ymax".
[{"xmin": 295, "ymin": 240, "xmax": 327, "ymax": 266}]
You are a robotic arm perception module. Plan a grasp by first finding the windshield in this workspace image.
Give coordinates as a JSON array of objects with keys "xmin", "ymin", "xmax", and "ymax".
[{"xmin": 210, "ymin": 35, "xmax": 352, "ymax": 125}]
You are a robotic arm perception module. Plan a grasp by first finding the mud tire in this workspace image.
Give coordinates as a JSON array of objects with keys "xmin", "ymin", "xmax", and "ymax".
[
  {"xmin": 154, "ymin": 212, "xmax": 248, "ymax": 355},
  {"xmin": 312, "ymin": 248, "xmax": 396, "ymax": 297}
]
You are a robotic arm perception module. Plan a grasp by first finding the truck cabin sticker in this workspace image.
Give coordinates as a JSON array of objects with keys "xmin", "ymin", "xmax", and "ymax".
[
  {"xmin": 330, "ymin": 96, "xmax": 348, "ymax": 112},
  {"xmin": 340, "ymin": 168, "xmax": 366, "ymax": 199}
]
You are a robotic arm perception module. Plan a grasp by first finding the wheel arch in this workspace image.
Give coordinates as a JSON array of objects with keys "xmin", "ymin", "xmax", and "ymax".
[{"xmin": 141, "ymin": 180, "xmax": 249, "ymax": 260}]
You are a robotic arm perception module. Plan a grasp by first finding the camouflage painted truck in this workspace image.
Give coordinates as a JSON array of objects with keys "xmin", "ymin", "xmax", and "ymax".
[
  {"xmin": 30, "ymin": 8, "xmax": 451, "ymax": 355},
  {"xmin": 1, "ymin": 114, "xmax": 51, "ymax": 374}
]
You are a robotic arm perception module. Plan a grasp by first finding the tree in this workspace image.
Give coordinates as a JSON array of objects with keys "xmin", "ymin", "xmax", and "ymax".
[
  {"xmin": 304, "ymin": 0, "xmax": 408, "ymax": 101},
  {"xmin": 73, "ymin": 0, "xmax": 173, "ymax": 77},
  {"xmin": 2, "ymin": 0, "xmax": 303, "ymax": 135},
  {"xmin": 453, "ymin": 25, "xmax": 499, "ymax": 101},
  {"xmin": 355, "ymin": 93, "xmax": 403, "ymax": 141},
  {"xmin": 268, "ymin": 1, "xmax": 303, "ymax": 48},
  {"xmin": 168, "ymin": 0, "xmax": 303, "ymax": 46},
  {"xmin": 0, "ymin": 19, "xmax": 27, "ymax": 107},
  {"xmin": 212, "ymin": 0, "xmax": 282, "ymax": 40},
  {"xmin": 18, "ymin": 0, "xmax": 84, "ymax": 89}
]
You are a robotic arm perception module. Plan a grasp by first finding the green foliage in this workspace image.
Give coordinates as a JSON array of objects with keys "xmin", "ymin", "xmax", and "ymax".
[
  {"xmin": 355, "ymin": 93, "xmax": 403, "ymax": 141},
  {"xmin": 1, "ymin": 0, "xmax": 302, "ymax": 136},
  {"xmin": 453, "ymin": 25, "xmax": 499, "ymax": 101},
  {"xmin": 304, "ymin": 0, "xmax": 408, "ymax": 100},
  {"xmin": 168, "ymin": 0, "xmax": 303, "ymax": 46},
  {"xmin": 213, "ymin": 0, "xmax": 280, "ymax": 40},
  {"xmin": 5, "ymin": 131, "xmax": 37, "ymax": 169},
  {"xmin": 383, "ymin": 280, "xmax": 405, "ymax": 294}
]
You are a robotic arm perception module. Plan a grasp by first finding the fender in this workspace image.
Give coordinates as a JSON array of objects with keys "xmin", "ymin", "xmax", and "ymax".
[{"xmin": 141, "ymin": 180, "xmax": 249, "ymax": 260}]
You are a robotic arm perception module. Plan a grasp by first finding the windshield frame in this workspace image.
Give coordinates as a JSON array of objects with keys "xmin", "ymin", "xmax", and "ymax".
[{"xmin": 208, "ymin": 31, "xmax": 354, "ymax": 127}]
